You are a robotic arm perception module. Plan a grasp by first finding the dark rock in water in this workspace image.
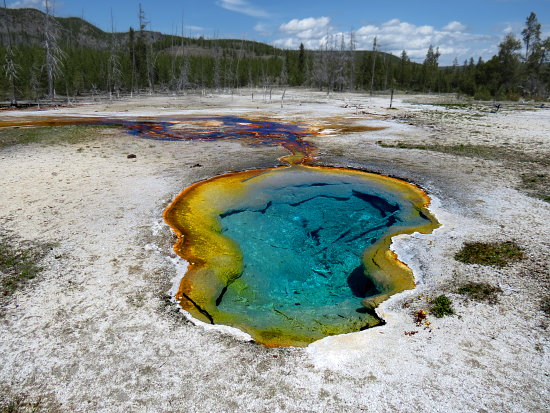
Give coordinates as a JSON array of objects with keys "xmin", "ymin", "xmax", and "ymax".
[
  {"xmin": 347, "ymin": 265, "xmax": 378, "ymax": 298},
  {"xmin": 127, "ymin": 154, "xmax": 137, "ymax": 159}
]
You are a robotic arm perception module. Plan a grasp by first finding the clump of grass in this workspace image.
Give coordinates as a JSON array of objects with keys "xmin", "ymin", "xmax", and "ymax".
[
  {"xmin": 378, "ymin": 140, "xmax": 550, "ymax": 203},
  {"xmin": 520, "ymin": 173, "xmax": 550, "ymax": 203},
  {"xmin": 457, "ymin": 282, "xmax": 502, "ymax": 304},
  {"xmin": 376, "ymin": 141, "xmax": 549, "ymax": 166},
  {"xmin": 430, "ymin": 295, "xmax": 454, "ymax": 318},
  {"xmin": 0, "ymin": 236, "xmax": 51, "ymax": 297},
  {"xmin": 0, "ymin": 124, "xmax": 116, "ymax": 149},
  {"xmin": 454, "ymin": 241, "xmax": 525, "ymax": 267},
  {"xmin": 0, "ymin": 394, "xmax": 43, "ymax": 413}
]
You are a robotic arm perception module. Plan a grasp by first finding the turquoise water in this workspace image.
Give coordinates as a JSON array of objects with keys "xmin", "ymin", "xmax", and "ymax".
[{"xmin": 215, "ymin": 168, "xmax": 430, "ymax": 336}]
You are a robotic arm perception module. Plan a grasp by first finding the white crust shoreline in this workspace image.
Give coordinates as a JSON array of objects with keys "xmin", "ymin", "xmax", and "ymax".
[{"xmin": 1, "ymin": 90, "xmax": 548, "ymax": 412}]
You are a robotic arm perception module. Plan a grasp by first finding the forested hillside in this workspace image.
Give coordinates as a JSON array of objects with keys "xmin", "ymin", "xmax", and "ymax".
[{"xmin": 1, "ymin": 7, "xmax": 549, "ymax": 104}]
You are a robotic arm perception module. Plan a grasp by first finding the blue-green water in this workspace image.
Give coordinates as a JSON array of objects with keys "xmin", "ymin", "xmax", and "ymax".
[{"xmin": 215, "ymin": 168, "xmax": 430, "ymax": 337}]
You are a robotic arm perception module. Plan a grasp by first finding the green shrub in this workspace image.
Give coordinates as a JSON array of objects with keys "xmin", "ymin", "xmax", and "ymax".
[
  {"xmin": 430, "ymin": 295, "xmax": 454, "ymax": 318},
  {"xmin": 474, "ymin": 86, "xmax": 492, "ymax": 101}
]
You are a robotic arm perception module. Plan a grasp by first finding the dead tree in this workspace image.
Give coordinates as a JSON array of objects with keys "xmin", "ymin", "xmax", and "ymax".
[
  {"xmin": 213, "ymin": 48, "xmax": 222, "ymax": 91},
  {"xmin": 44, "ymin": 0, "xmax": 65, "ymax": 102},
  {"xmin": 335, "ymin": 33, "xmax": 347, "ymax": 91},
  {"xmin": 107, "ymin": 10, "xmax": 122, "ymax": 99},
  {"xmin": 2, "ymin": 0, "xmax": 18, "ymax": 105},
  {"xmin": 146, "ymin": 44, "xmax": 157, "ymax": 94},
  {"xmin": 233, "ymin": 38, "xmax": 246, "ymax": 91},
  {"xmin": 348, "ymin": 29, "xmax": 356, "ymax": 91},
  {"xmin": 169, "ymin": 25, "xmax": 176, "ymax": 92},
  {"xmin": 370, "ymin": 36, "xmax": 377, "ymax": 96},
  {"xmin": 176, "ymin": 18, "xmax": 189, "ymax": 94},
  {"xmin": 138, "ymin": 4, "xmax": 155, "ymax": 94},
  {"xmin": 29, "ymin": 63, "xmax": 41, "ymax": 106},
  {"xmin": 129, "ymin": 27, "xmax": 137, "ymax": 97},
  {"xmin": 312, "ymin": 33, "xmax": 337, "ymax": 95},
  {"xmin": 279, "ymin": 53, "xmax": 288, "ymax": 108},
  {"xmin": 177, "ymin": 56, "xmax": 189, "ymax": 93}
]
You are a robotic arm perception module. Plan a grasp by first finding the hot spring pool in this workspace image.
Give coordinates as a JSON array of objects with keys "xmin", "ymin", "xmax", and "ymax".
[{"xmin": 165, "ymin": 165, "xmax": 438, "ymax": 346}]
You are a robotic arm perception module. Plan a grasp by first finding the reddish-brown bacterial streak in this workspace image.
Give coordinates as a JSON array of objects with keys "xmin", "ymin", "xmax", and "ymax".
[{"xmin": 0, "ymin": 115, "xmax": 319, "ymax": 164}]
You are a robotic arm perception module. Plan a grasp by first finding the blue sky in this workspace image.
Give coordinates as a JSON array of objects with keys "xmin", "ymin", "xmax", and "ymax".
[{"xmin": 6, "ymin": 0, "xmax": 550, "ymax": 64}]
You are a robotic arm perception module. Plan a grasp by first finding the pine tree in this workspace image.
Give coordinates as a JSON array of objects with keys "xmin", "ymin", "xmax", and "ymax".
[
  {"xmin": 298, "ymin": 43, "xmax": 305, "ymax": 85},
  {"xmin": 422, "ymin": 45, "xmax": 440, "ymax": 92},
  {"xmin": 521, "ymin": 12, "xmax": 541, "ymax": 59},
  {"xmin": 398, "ymin": 50, "xmax": 409, "ymax": 87},
  {"xmin": 497, "ymin": 33, "xmax": 522, "ymax": 95}
]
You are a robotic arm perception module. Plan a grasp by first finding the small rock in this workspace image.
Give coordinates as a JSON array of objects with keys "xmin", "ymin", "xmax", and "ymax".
[{"xmin": 127, "ymin": 154, "xmax": 137, "ymax": 159}]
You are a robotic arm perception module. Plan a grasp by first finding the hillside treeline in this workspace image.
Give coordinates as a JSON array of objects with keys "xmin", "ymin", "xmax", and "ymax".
[{"xmin": 1, "ymin": 7, "xmax": 549, "ymax": 103}]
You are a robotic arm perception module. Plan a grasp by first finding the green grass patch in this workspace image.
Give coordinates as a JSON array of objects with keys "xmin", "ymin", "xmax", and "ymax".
[
  {"xmin": 0, "ymin": 394, "xmax": 44, "ymax": 413},
  {"xmin": 0, "ymin": 236, "xmax": 53, "ymax": 297},
  {"xmin": 430, "ymin": 295, "xmax": 455, "ymax": 318},
  {"xmin": 454, "ymin": 241, "xmax": 525, "ymax": 267},
  {"xmin": 457, "ymin": 282, "xmax": 502, "ymax": 304},
  {"xmin": 0, "ymin": 124, "xmax": 116, "ymax": 149},
  {"xmin": 520, "ymin": 173, "xmax": 550, "ymax": 203},
  {"xmin": 376, "ymin": 141, "xmax": 549, "ymax": 166},
  {"xmin": 378, "ymin": 141, "xmax": 549, "ymax": 202}
]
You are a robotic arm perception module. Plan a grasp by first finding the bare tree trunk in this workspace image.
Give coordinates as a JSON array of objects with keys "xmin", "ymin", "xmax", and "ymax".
[
  {"xmin": 169, "ymin": 25, "xmax": 176, "ymax": 92},
  {"xmin": 138, "ymin": 4, "xmax": 154, "ymax": 94},
  {"xmin": 30, "ymin": 64, "xmax": 40, "ymax": 106},
  {"xmin": 384, "ymin": 53, "xmax": 391, "ymax": 90},
  {"xmin": 2, "ymin": 0, "xmax": 18, "ymax": 105},
  {"xmin": 280, "ymin": 52, "xmax": 288, "ymax": 108},
  {"xmin": 146, "ymin": 43, "xmax": 156, "ymax": 94},
  {"xmin": 44, "ymin": 0, "xmax": 64, "ymax": 102},
  {"xmin": 349, "ymin": 29, "xmax": 356, "ymax": 91},
  {"xmin": 177, "ymin": 18, "xmax": 185, "ymax": 95},
  {"xmin": 108, "ymin": 9, "xmax": 122, "ymax": 100},
  {"xmin": 370, "ymin": 37, "xmax": 377, "ymax": 96},
  {"xmin": 233, "ymin": 38, "xmax": 245, "ymax": 92}
]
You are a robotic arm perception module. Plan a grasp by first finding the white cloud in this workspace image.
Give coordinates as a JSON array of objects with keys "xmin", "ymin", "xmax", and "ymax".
[
  {"xmin": 275, "ymin": 16, "xmax": 332, "ymax": 48},
  {"xmin": 216, "ymin": 0, "xmax": 269, "ymax": 18},
  {"xmin": 274, "ymin": 17, "xmax": 495, "ymax": 64},
  {"xmin": 280, "ymin": 17, "xmax": 330, "ymax": 33},
  {"xmin": 444, "ymin": 21, "xmax": 467, "ymax": 32}
]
